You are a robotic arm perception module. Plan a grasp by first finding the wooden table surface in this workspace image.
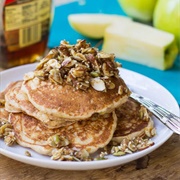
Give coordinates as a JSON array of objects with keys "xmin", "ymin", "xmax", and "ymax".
[{"xmin": 0, "ymin": 67, "xmax": 180, "ymax": 180}]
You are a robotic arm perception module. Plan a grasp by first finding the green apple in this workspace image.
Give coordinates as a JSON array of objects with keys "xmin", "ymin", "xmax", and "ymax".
[
  {"xmin": 102, "ymin": 22, "xmax": 178, "ymax": 70},
  {"xmin": 153, "ymin": 0, "xmax": 180, "ymax": 52},
  {"xmin": 118, "ymin": 0, "xmax": 158, "ymax": 22},
  {"xmin": 68, "ymin": 13, "xmax": 132, "ymax": 39}
]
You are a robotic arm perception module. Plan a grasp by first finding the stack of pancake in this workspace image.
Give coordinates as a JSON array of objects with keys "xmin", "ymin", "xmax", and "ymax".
[{"xmin": 0, "ymin": 40, "xmax": 155, "ymax": 160}]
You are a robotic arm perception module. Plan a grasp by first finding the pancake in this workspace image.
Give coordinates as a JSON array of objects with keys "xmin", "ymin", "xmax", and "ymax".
[
  {"xmin": 9, "ymin": 111, "xmax": 117, "ymax": 156},
  {"xmin": 21, "ymin": 76, "xmax": 130, "ymax": 122},
  {"xmin": 2, "ymin": 80, "xmax": 73, "ymax": 128},
  {"xmin": 5, "ymin": 81, "xmax": 22, "ymax": 112},
  {"xmin": 0, "ymin": 86, "xmax": 10, "ymax": 124},
  {"xmin": 112, "ymin": 98, "xmax": 155, "ymax": 143},
  {"xmin": 0, "ymin": 108, "xmax": 9, "ymax": 123},
  {"xmin": 0, "ymin": 81, "xmax": 18, "ymax": 108},
  {"xmin": 16, "ymin": 85, "xmax": 75, "ymax": 128},
  {"xmin": 0, "ymin": 81, "xmax": 18, "ymax": 98}
]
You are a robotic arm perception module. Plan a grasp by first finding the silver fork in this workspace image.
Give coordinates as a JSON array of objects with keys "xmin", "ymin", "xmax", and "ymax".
[{"xmin": 130, "ymin": 92, "xmax": 180, "ymax": 135}]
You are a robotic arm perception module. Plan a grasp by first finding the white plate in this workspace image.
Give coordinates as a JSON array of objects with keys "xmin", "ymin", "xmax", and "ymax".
[{"xmin": 0, "ymin": 63, "xmax": 179, "ymax": 170}]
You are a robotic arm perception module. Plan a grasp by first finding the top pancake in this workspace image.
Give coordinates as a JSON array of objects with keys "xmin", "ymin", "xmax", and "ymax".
[
  {"xmin": 22, "ymin": 76, "xmax": 130, "ymax": 121},
  {"xmin": 20, "ymin": 39, "xmax": 131, "ymax": 121}
]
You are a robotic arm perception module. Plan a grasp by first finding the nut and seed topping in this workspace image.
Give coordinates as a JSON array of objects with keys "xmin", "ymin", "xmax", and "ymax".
[
  {"xmin": 139, "ymin": 106, "xmax": 150, "ymax": 121},
  {"xmin": 25, "ymin": 150, "xmax": 32, "ymax": 157},
  {"xmin": 51, "ymin": 147, "xmax": 91, "ymax": 161},
  {"xmin": 28, "ymin": 39, "xmax": 122, "ymax": 91},
  {"xmin": 0, "ymin": 121, "xmax": 16, "ymax": 146},
  {"xmin": 48, "ymin": 135, "xmax": 69, "ymax": 148},
  {"xmin": 49, "ymin": 132, "xmax": 155, "ymax": 161},
  {"xmin": 4, "ymin": 132, "xmax": 16, "ymax": 146},
  {"xmin": 94, "ymin": 151, "xmax": 108, "ymax": 160},
  {"xmin": 0, "ymin": 123, "xmax": 12, "ymax": 137},
  {"xmin": 111, "ymin": 136, "xmax": 155, "ymax": 157},
  {"xmin": 144, "ymin": 127, "xmax": 156, "ymax": 137}
]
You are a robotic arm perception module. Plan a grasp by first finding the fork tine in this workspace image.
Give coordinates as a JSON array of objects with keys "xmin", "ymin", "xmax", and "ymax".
[
  {"xmin": 143, "ymin": 98, "xmax": 180, "ymax": 123},
  {"xmin": 130, "ymin": 92, "xmax": 180, "ymax": 135},
  {"xmin": 166, "ymin": 123, "xmax": 179, "ymax": 134},
  {"xmin": 144, "ymin": 100, "xmax": 180, "ymax": 127},
  {"xmin": 168, "ymin": 117, "xmax": 180, "ymax": 128},
  {"xmin": 156, "ymin": 108, "xmax": 180, "ymax": 127},
  {"xmin": 133, "ymin": 97, "xmax": 167, "ymax": 121},
  {"xmin": 173, "ymin": 116, "xmax": 180, "ymax": 123},
  {"xmin": 158, "ymin": 107, "xmax": 180, "ymax": 123},
  {"xmin": 141, "ymin": 98, "xmax": 180, "ymax": 128},
  {"xmin": 166, "ymin": 120, "xmax": 180, "ymax": 135}
]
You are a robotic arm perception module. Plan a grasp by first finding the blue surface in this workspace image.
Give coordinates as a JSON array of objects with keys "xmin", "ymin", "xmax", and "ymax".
[{"xmin": 48, "ymin": 0, "xmax": 180, "ymax": 104}]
